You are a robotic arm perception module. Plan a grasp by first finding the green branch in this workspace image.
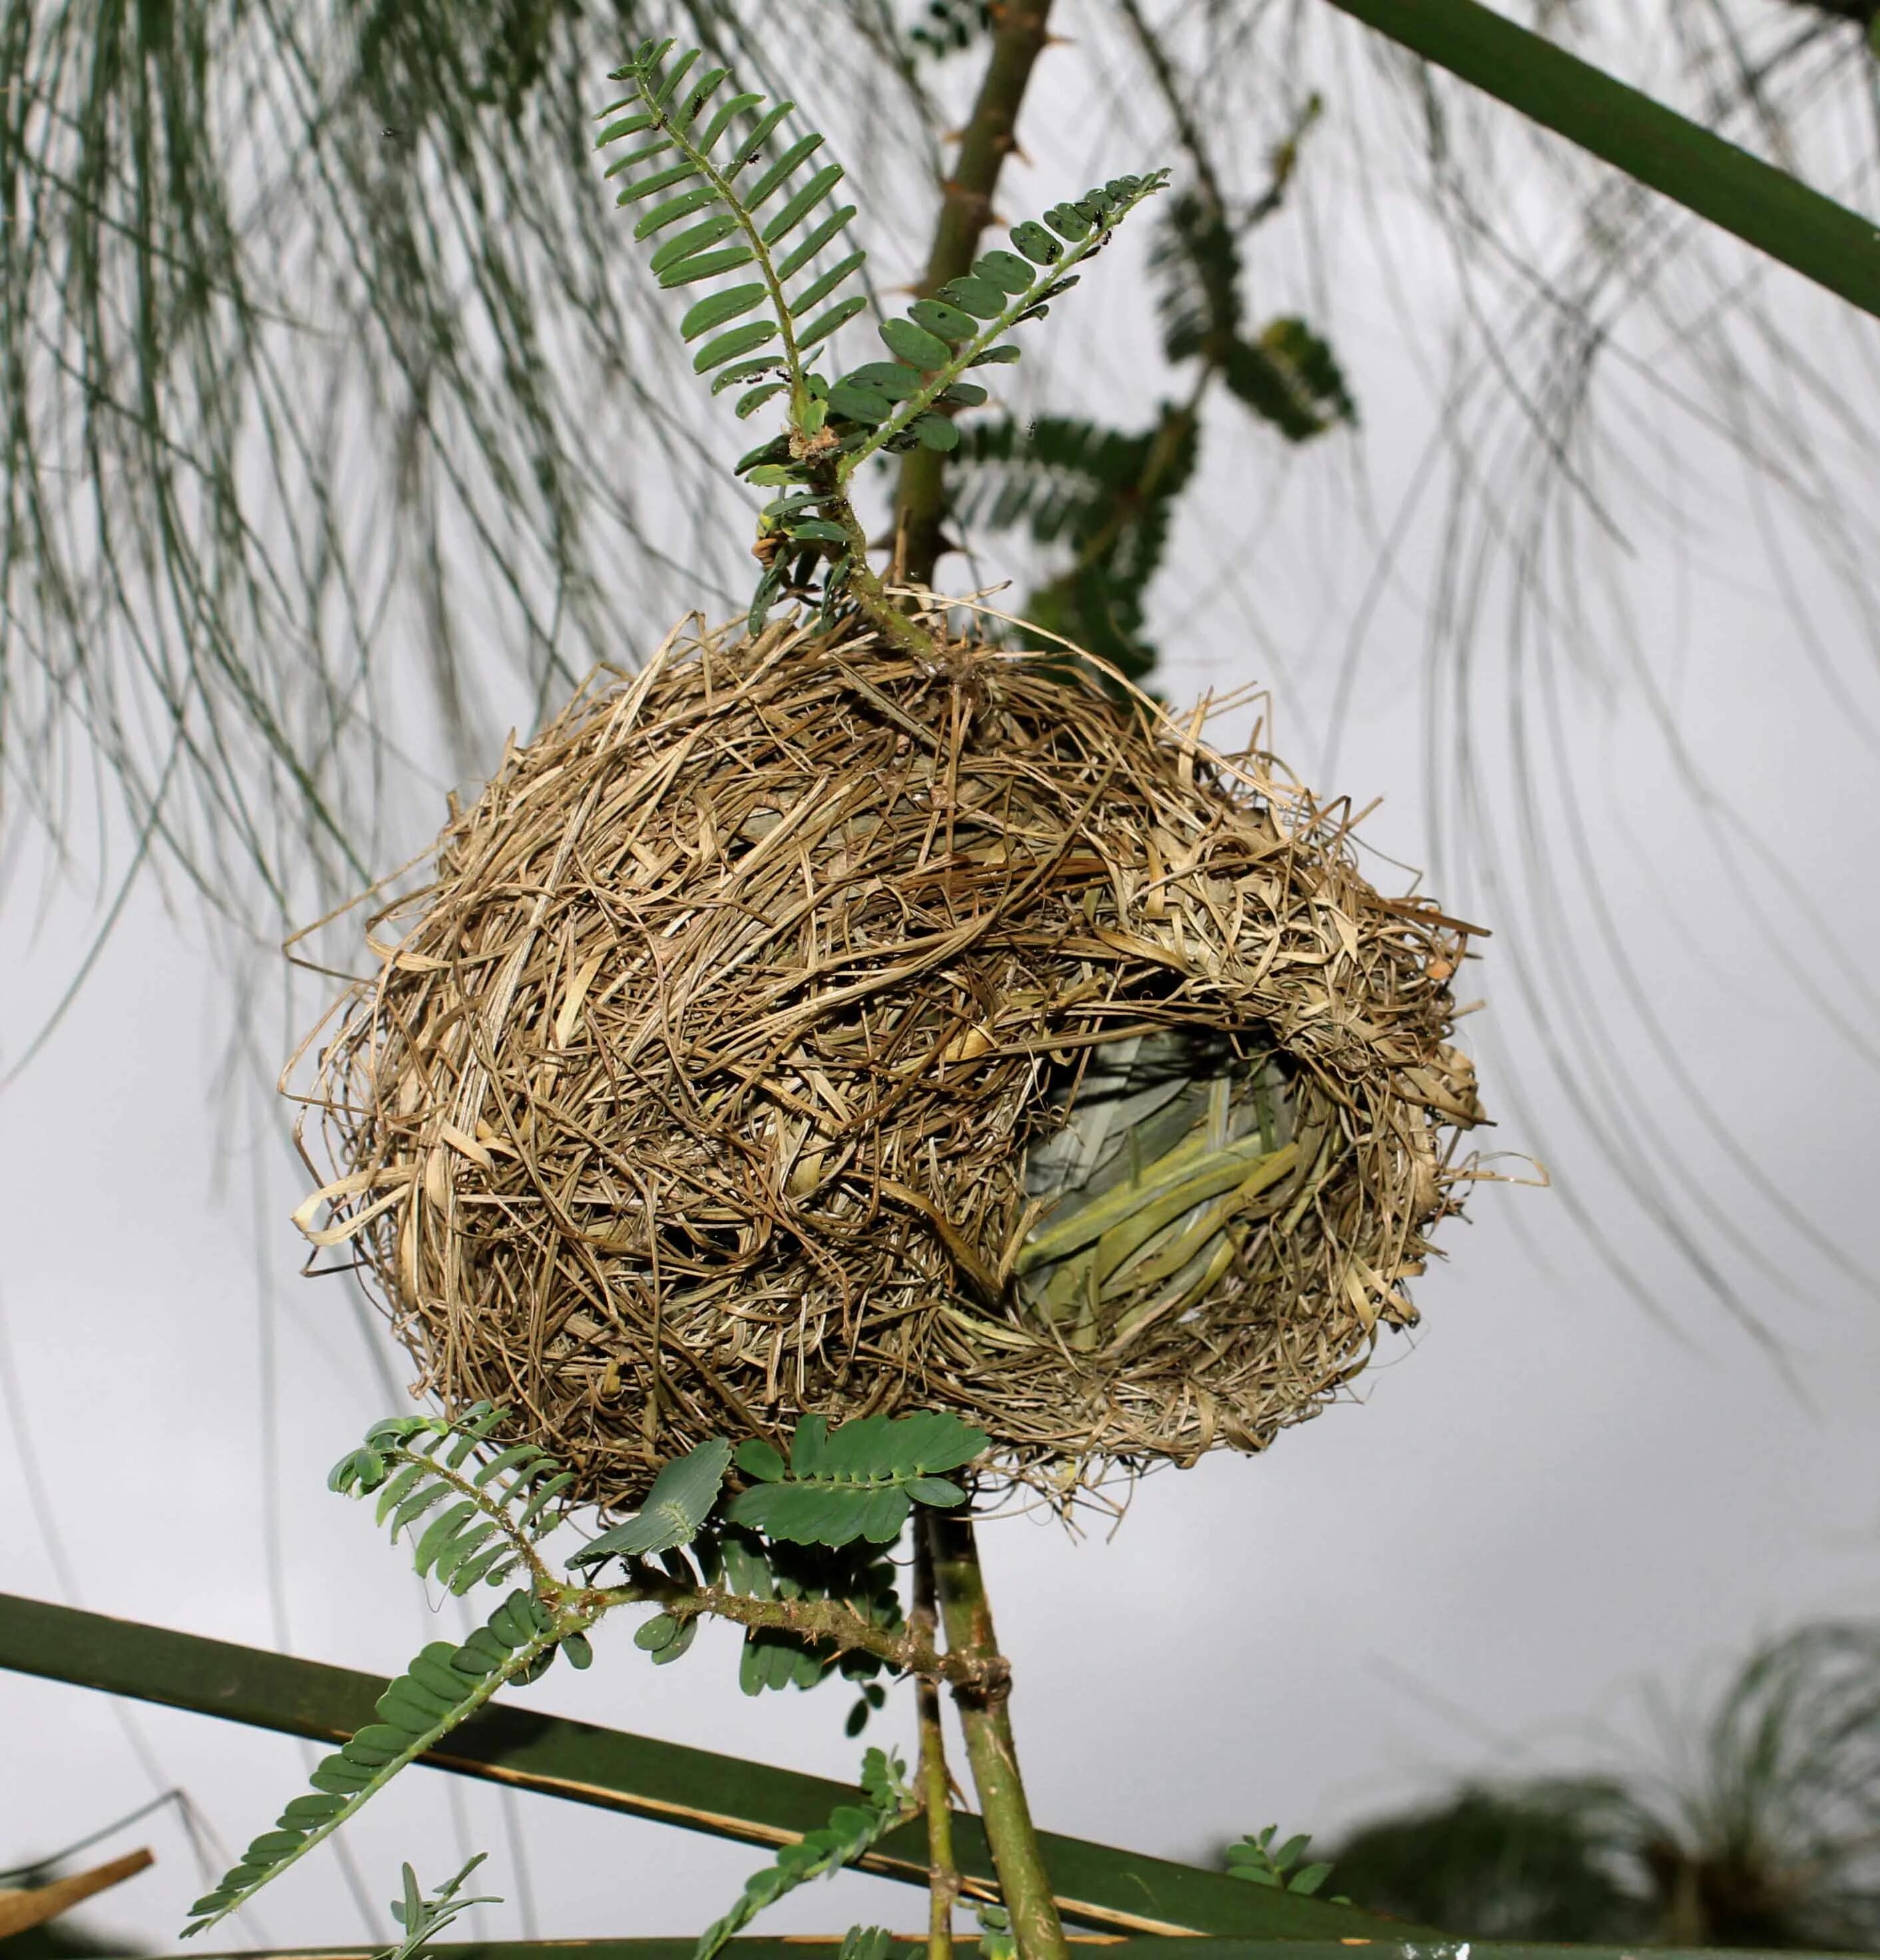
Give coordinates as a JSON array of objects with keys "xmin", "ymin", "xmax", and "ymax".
[{"xmin": 578, "ymin": 1574, "xmax": 1007, "ymax": 1693}]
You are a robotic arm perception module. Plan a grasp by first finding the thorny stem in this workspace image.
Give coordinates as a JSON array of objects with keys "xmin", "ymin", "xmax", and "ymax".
[
  {"xmin": 913, "ymin": 1531, "xmax": 961, "ymax": 1960},
  {"xmin": 925, "ymin": 1509, "xmax": 1068, "ymax": 1960},
  {"xmin": 830, "ymin": 488, "xmax": 947, "ymax": 662},
  {"xmin": 893, "ymin": 0, "xmax": 1059, "ymax": 588},
  {"xmin": 576, "ymin": 1570, "xmax": 1008, "ymax": 1694}
]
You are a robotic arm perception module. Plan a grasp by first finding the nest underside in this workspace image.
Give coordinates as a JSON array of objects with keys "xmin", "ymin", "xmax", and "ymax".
[{"xmin": 293, "ymin": 611, "xmax": 1485, "ymax": 1513}]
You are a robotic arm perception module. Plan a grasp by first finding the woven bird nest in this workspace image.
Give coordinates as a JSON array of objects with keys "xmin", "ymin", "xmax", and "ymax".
[{"xmin": 291, "ymin": 609, "xmax": 1485, "ymax": 1513}]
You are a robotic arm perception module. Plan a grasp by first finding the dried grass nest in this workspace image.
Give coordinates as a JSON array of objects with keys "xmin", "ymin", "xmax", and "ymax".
[{"xmin": 291, "ymin": 608, "xmax": 1487, "ymax": 1513}]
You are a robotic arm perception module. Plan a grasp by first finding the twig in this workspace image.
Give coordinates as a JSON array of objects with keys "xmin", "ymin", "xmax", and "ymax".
[
  {"xmin": 914, "ymin": 1533, "xmax": 961, "ymax": 1960},
  {"xmin": 581, "ymin": 1574, "xmax": 1009, "ymax": 1695}
]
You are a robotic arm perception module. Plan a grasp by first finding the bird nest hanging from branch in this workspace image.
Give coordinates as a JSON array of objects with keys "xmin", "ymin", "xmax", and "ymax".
[{"xmin": 289, "ymin": 607, "xmax": 1486, "ymax": 1514}]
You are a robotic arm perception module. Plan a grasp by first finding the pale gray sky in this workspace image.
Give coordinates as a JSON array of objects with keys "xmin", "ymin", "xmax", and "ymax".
[{"xmin": 3, "ymin": 5, "xmax": 1878, "ymax": 1951}]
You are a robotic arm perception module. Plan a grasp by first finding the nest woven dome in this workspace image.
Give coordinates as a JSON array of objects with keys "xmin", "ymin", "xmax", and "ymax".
[{"xmin": 294, "ymin": 611, "xmax": 1485, "ymax": 1513}]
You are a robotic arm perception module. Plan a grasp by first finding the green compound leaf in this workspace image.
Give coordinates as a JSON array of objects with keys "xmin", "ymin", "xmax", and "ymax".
[
  {"xmin": 181, "ymin": 1590, "xmax": 573, "ymax": 1940},
  {"xmin": 725, "ymin": 1411, "xmax": 988, "ymax": 1548},
  {"xmin": 831, "ymin": 171, "xmax": 1168, "ymax": 487},
  {"xmin": 568, "ymin": 1437, "xmax": 734, "ymax": 1569},
  {"xmin": 718, "ymin": 1528, "xmax": 903, "ymax": 1700},
  {"xmin": 596, "ymin": 40, "xmax": 871, "ymax": 425},
  {"xmin": 690, "ymin": 1750, "xmax": 916, "ymax": 1960},
  {"xmin": 381, "ymin": 1854, "xmax": 504, "ymax": 1960},
  {"xmin": 1225, "ymin": 1825, "xmax": 1340, "ymax": 1897}
]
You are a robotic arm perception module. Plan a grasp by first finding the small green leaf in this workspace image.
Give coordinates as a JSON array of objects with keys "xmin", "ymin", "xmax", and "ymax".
[
  {"xmin": 373, "ymin": 1462, "xmax": 428, "ymax": 1523},
  {"xmin": 912, "ymin": 415, "xmax": 960, "ymax": 452},
  {"xmin": 762, "ymin": 164, "xmax": 845, "ymax": 245},
  {"xmin": 388, "ymin": 1481, "xmax": 451, "ymax": 1540},
  {"xmin": 658, "ymin": 246, "xmax": 756, "ymax": 289},
  {"xmin": 570, "ymin": 1438, "xmax": 735, "ymax": 1564},
  {"xmin": 408, "ymin": 1649, "xmax": 473, "ymax": 1703},
  {"xmin": 792, "ymin": 250, "xmax": 866, "ymax": 318},
  {"xmin": 776, "ymin": 206, "xmax": 860, "ymax": 282},
  {"xmin": 827, "ymin": 383, "xmax": 891, "ymax": 425},
  {"xmin": 745, "ymin": 133, "xmax": 825, "ymax": 209},
  {"xmin": 694, "ymin": 320, "xmax": 780, "ymax": 373},
  {"xmin": 490, "ymin": 1592, "xmax": 537, "ymax": 1645},
  {"xmin": 696, "ymin": 91, "xmax": 765, "ymax": 155},
  {"xmin": 798, "ymin": 296, "xmax": 869, "ymax": 350},
  {"xmin": 413, "ymin": 1501, "xmax": 479, "ymax": 1577},
  {"xmin": 907, "ymin": 1475, "xmax": 967, "ymax": 1505},
  {"xmin": 939, "ymin": 276, "xmax": 1007, "ymax": 319},
  {"xmin": 737, "ymin": 1435, "xmax": 788, "ymax": 1473},
  {"xmin": 434, "ymin": 1520, "xmax": 500, "ymax": 1584},
  {"xmin": 972, "ymin": 250, "xmax": 1035, "ymax": 293},
  {"xmin": 279, "ymin": 1795, "xmax": 346, "ymax": 1826},
  {"xmin": 786, "ymin": 517, "xmax": 847, "ymax": 543},
  {"xmin": 713, "ymin": 358, "xmax": 783, "ymax": 395},
  {"xmin": 730, "ymin": 102, "xmax": 796, "ymax": 174},
  {"xmin": 635, "ymin": 1612, "xmax": 684, "ymax": 1652},
  {"xmin": 680, "ymin": 284, "xmax": 768, "ymax": 342},
  {"xmin": 837, "ymin": 362, "xmax": 922, "ymax": 399},
  {"xmin": 310, "ymin": 1755, "xmax": 374, "ymax": 1794},
  {"xmin": 671, "ymin": 65, "xmax": 729, "ymax": 131},
  {"xmin": 377, "ymin": 1680, "xmax": 453, "ymax": 1733},
  {"xmin": 245, "ymin": 1831, "xmax": 305, "ymax": 1860},
  {"xmin": 454, "ymin": 1629, "xmax": 509, "ymax": 1670},
  {"xmin": 563, "ymin": 1632, "xmax": 594, "ymax": 1670},
  {"xmin": 449, "ymin": 1543, "xmax": 511, "ymax": 1594},
  {"xmin": 619, "ymin": 160, "xmax": 701, "ymax": 205},
  {"xmin": 652, "ymin": 1616, "xmax": 699, "ymax": 1665},
  {"xmin": 1045, "ymin": 201, "xmax": 1093, "ymax": 241},
  {"xmin": 880, "ymin": 318, "xmax": 949, "ymax": 369},
  {"xmin": 908, "ymin": 298, "xmax": 977, "ymax": 342},
  {"xmin": 632, "ymin": 185, "xmax": 719, "ymax": 240},
  {"xmin": 736, "ymin": 382, "xmax": 789, "ymax": 418},
  {"xmin": 648, "ymin": 210, "xmax": 741, "ymax": 270},
  {"xmin": 967, "ymin": 344, "xmax": 1023, "ymax": 366},
  {"xmin": 1292, "ymin": 1862, "xmax": 1334, "ymax": 1895},
  {"xmin": 1009, "ymin": 220, "xmax": 1062, "ymax": 264},
  {"xmin": 345, "ymin": 1724, "xmax": 411, "ymax": 1760}
]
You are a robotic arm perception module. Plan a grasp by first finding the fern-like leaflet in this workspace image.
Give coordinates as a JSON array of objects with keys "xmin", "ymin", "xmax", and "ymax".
[
  {"xmin": 379, "ymin": 1854, "xmax": 503, "ymax": 1960},
  {"xmin": 1225, "ymin": 1824, "xmax": 1343, "ymax": 1899},
  {"xmin": 595, "ymin": 39, "xmax": 1168, "ymax": 639},
  {"xmin": 180, "ymin": 1408, "xmax": 594, "ymax": 1939},
  {"xmin": 594, "ymin": 39, "xmax": 869, "ymax": 423},
  {"xmin": 726, "ymin": 1411, "xmax": 988, "ymax": 1547},
  {"xmin": 690, "ymin": 1749, "xmax": 917, "ymax": 1960},
  {"xmin": 178, "ymin": 1404, "xmax": 985, "ymax": 1941}
]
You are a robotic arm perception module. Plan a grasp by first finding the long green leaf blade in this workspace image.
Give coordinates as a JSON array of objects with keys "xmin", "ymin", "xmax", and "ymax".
[{"xmin": 1321, "ymin": 0, "xmax": 1880, "ymax": 320}]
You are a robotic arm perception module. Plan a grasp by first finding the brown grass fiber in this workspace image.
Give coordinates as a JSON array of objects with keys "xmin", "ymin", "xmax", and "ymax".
[{"xmin": 288, "ymin": 605, "xmax": 1487, "ymax": 1514}]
